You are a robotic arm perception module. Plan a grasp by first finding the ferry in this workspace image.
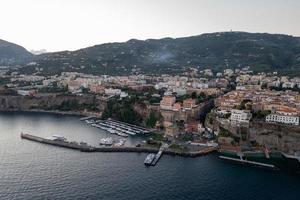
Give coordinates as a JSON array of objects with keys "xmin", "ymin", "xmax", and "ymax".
[{"xmin": 144, "ymin": 154, "xmax": 156, "ymax": 165}]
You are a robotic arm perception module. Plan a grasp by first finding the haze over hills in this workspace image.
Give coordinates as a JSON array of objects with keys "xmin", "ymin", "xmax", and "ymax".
[
  {"xmin": 2, "ymin": 32, "xmax": 300, "ymax": 75},
  {"xmin": 0, "ymin": 39, "xmax": 33, "ymax": 65}
]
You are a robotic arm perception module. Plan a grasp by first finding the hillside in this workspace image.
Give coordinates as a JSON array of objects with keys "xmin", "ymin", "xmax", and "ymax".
[
  {"xmin": 3, "ymin": 32, "xmax": 300, "ymax": 75},
  {"xmin": 0, "ymin": 39, "xmax": 33, "ymax": 65}
]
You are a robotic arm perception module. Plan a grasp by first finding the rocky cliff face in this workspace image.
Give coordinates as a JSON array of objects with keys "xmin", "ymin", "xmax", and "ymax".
[
  {"xmin": 205, "ymin": 113, "xmax": 300, "ymax": 153},
  {"xmin": 0, "ymin": 94, "xmax": 105, "ymax": 112},
  {"xmin": 248, "ymin": 122, "xmax": 300, "ymax": 153}
]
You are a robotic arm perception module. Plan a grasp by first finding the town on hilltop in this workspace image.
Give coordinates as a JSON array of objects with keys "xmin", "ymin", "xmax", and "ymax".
[{"xmin": 0, "ymin": 65, "xmax": 300, "ymax": 155}]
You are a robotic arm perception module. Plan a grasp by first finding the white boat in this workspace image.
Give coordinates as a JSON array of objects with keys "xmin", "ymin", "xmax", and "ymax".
[
  {"xmin": 52, "ymin": 135, "xmax": 67, "ymax": 141},
  {"xmin": 114, "ymin": 139, "xmax": 126, "ymax": 146},
  {"xmin": 126, "ymin": 130, "xmax": 136, "ymax": 135},
  {"xmin": 116, "ymin": 131, "xmax": 128, "ymax": 137},
  {"xmin": 99, "ymin": 138, "xmax": 113, "ymax": 146},
  {"xmin": 107, "ymin": 129, "xmax": 116, "ymax": 134}
]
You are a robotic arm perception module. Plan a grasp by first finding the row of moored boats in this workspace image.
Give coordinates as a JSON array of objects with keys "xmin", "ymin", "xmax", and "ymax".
[{"xmin": 85, "ymin": 119, "xmax": 150, "ymax": 138}]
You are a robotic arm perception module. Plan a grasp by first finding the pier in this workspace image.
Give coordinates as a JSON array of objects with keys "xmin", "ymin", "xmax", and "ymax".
[
  {"xmin": 148, "ymin": 143, "xmax": 169, "ymax": 166},
  {"xmin": 219, "ymin": 156, "xmax": 276, "ymax": 169}
]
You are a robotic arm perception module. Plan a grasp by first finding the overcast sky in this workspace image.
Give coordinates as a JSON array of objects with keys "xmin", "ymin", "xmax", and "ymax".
[{"xmin": 0, "ymin": 0, "xmax": 299, "ymax": 52}]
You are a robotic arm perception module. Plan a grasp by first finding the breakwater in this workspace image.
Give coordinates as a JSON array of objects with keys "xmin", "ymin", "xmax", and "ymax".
[{"xmin": 20, "ymin": 133, "xmax": 216, "ymax": 157}]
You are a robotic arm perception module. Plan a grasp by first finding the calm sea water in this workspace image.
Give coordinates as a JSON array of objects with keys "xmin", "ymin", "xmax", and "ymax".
[{"xmin": 0, "ymin": 111, "xmax": 300, "ymax": 200}]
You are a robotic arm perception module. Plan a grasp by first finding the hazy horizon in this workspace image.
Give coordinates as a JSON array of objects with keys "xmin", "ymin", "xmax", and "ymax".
[{"xmin": 1, "ymin": 0, "xmax": 299, "ymax": 52}]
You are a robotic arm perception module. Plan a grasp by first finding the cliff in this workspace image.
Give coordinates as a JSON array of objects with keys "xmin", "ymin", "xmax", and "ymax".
[
  {"xmin": 205, "ymin": 113, "xmax": 300, "ymax": 153},
  {"xmin": 0, "ymin": 94, "xmax": 106, "ymax": 113}
]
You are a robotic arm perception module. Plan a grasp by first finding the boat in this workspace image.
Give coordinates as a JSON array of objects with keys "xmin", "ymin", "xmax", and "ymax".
[
  {"xmin": 52, "ymin": 135, "xmax": 67, "ymax": 142},
  {"xmin": 116, "ymin": 131, "xmax": 128, "ymax": 137},
  {"xmin": 99, "ymin": 138, "xmax": 113, "ymax": 146},
  {"xmin": 107, "ymin": 129, "xmax": 116, "ymax": 134},
  {"xmin": 144, "ymin": 153, "xmax": 156, "ymax": 165},
  {"xmin": 126, "ymin": 130, "xmax": 136, "ymax": 135},
  {"xmin": 114, "ymin": 139, "xmax": 126, "ymax": 146}
]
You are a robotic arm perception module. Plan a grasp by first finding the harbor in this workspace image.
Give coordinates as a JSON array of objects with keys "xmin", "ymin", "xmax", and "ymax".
[{"xmin": 20, "ymin": 133, "xmax": 217, "ymax": 159}]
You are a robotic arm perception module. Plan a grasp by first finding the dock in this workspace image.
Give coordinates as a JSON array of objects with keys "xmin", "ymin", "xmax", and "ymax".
[
  {"xmin": 219, "ymin": 156, "xmax": 276, "ymax": 169},
  {"xmin": 149, "ymin": 143, "xmax": 168, "ymax": 166}
]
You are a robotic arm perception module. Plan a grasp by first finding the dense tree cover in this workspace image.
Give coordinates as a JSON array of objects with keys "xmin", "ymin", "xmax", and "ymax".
[
  {"xmin": 146, "ymin": 110, "xmax": 162, "ymax": 128},
  {"xmin": 102, "ymin": 98, "xmax": 143, "ymax": 125},
  {"xmin": 5, "ymin": 32, "xmax": 300, "ymax": 76}
]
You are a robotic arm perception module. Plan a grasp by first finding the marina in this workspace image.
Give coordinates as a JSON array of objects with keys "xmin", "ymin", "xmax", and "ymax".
[{"xmin": 84, "ymin": 118, "xmax": 152, "ymax": 138}]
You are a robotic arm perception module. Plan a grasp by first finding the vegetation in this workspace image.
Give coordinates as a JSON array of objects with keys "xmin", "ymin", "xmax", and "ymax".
[
  {"xmin": 146, "ymin": 110, "xmax": 162, "ymax": 128},
  {"xmin": 178, "ymin": 133, "xmax": 194, "ymax": 142},
  {"xmin": 253, "ymin": 110, "xmax": 271, "ymax": 119},
  {"xmin": 101, "ymin": 98, "xmax": 143, "ymax": 125},
  {"xmin": 4, "ymin": 32, "xmax": 300, "ymax": 76}
]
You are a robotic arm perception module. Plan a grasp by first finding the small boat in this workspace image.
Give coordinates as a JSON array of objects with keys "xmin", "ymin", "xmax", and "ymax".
[
  {"xmin": 126, "ymin": 130, "xmax": 136, "ymax": 135},
  {"xmin": 107, "ymin": 129, "xmax": 116, "ymax": 134},
  {"xmin": 116, "ymin": 131, "xmax": 128, "ymax": 137},
  {"xmin": 114, "ymin": 139, "xmax": 126, "ymax": 146},
  {"xmin": 99, "ymin": 137, "xmax": 113, "ymax": 146},
  {"xmin": 52, "ymin": 135, "xmax": 67, "ymax": 141}
]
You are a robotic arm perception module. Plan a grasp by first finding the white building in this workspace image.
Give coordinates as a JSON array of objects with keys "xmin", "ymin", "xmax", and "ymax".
[
  {"xmin": 230, "ymin": 109, "xmax": 252, "ymax": 124},
  {"xmin": 266, "ymin": 114, "xmax": 299, "ymax": 126},
  {"xmin": 104, "ymin": 88, "xmax": 121, "ymax": 96}
]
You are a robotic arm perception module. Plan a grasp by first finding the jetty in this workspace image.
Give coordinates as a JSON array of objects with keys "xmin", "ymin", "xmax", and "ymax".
[
  {"xmin": 21, "ymin": 133, "xmax": 96, "ymax": 152},
  {"xmin": 20, "ymin": 133, "xmax": 216, "ymax": 157},
  {"xmin": 219, "ymin": 156, "xmax": 276, "ymax": 169},
  {"xmin": 144, "ymin": 143, "xmax": 169, "ymax": 166}
]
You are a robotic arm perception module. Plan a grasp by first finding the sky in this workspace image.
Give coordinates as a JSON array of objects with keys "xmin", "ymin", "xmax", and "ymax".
[{"xmin": 0, "ymin": 0, "xmax": 299, "ymax": 52}]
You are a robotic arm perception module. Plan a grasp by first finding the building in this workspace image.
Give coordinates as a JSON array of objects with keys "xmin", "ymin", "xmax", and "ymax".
[
  {"xmin": 104, "ymin": 88, "xmax": 121, "ymax": 96},
  {"xmin": 266, "ymin": 114, "xmax": 299, "ymax": 126},
  {"xmin": 182, "ymin": 98, "xmax": 196, "ymax": 110},
  {"xmin": 160, "ymin": 96, "xmax": 176, "ymax": 110},
  {"xmin": 17, "ymin": 90, "xmax": 36, "ymax": 96},
  {"xmin": 230, "ymin": 109, "xmax": 252, "ymax": 124}
]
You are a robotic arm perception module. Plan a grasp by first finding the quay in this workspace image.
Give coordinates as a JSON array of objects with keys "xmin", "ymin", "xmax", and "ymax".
[
  {"xmin": 20, "ymin": 133, "xmax": 216, "ymax": 157},
  {"xmin": 219, "ymin": 156, "xmax": 276, "ymax": 169}
]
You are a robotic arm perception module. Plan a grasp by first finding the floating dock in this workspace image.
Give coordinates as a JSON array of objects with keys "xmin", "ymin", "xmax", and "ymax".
[{"xmin": 219, "ymin": 156, "xmax": 276, "ymax": 169}]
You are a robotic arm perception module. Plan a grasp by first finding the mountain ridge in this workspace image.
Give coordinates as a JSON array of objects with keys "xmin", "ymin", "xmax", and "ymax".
[
  {"xmin": 0, "ymin": 39, "xmax": 33, "ymax": 65},
  {"xmin": 2, "ymin": 32, "xmax": 300, "ymax": 75}
]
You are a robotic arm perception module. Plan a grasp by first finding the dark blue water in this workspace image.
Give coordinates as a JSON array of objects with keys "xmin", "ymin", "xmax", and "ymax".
[{"xmin": 0, "ymin": 112, "xmax": 299, "ymax": 200}]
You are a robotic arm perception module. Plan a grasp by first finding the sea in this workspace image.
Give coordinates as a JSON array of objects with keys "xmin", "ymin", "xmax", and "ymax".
[{"xmin": 0, "ymin": 111, "xmax": 299, "ymax": 200}]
